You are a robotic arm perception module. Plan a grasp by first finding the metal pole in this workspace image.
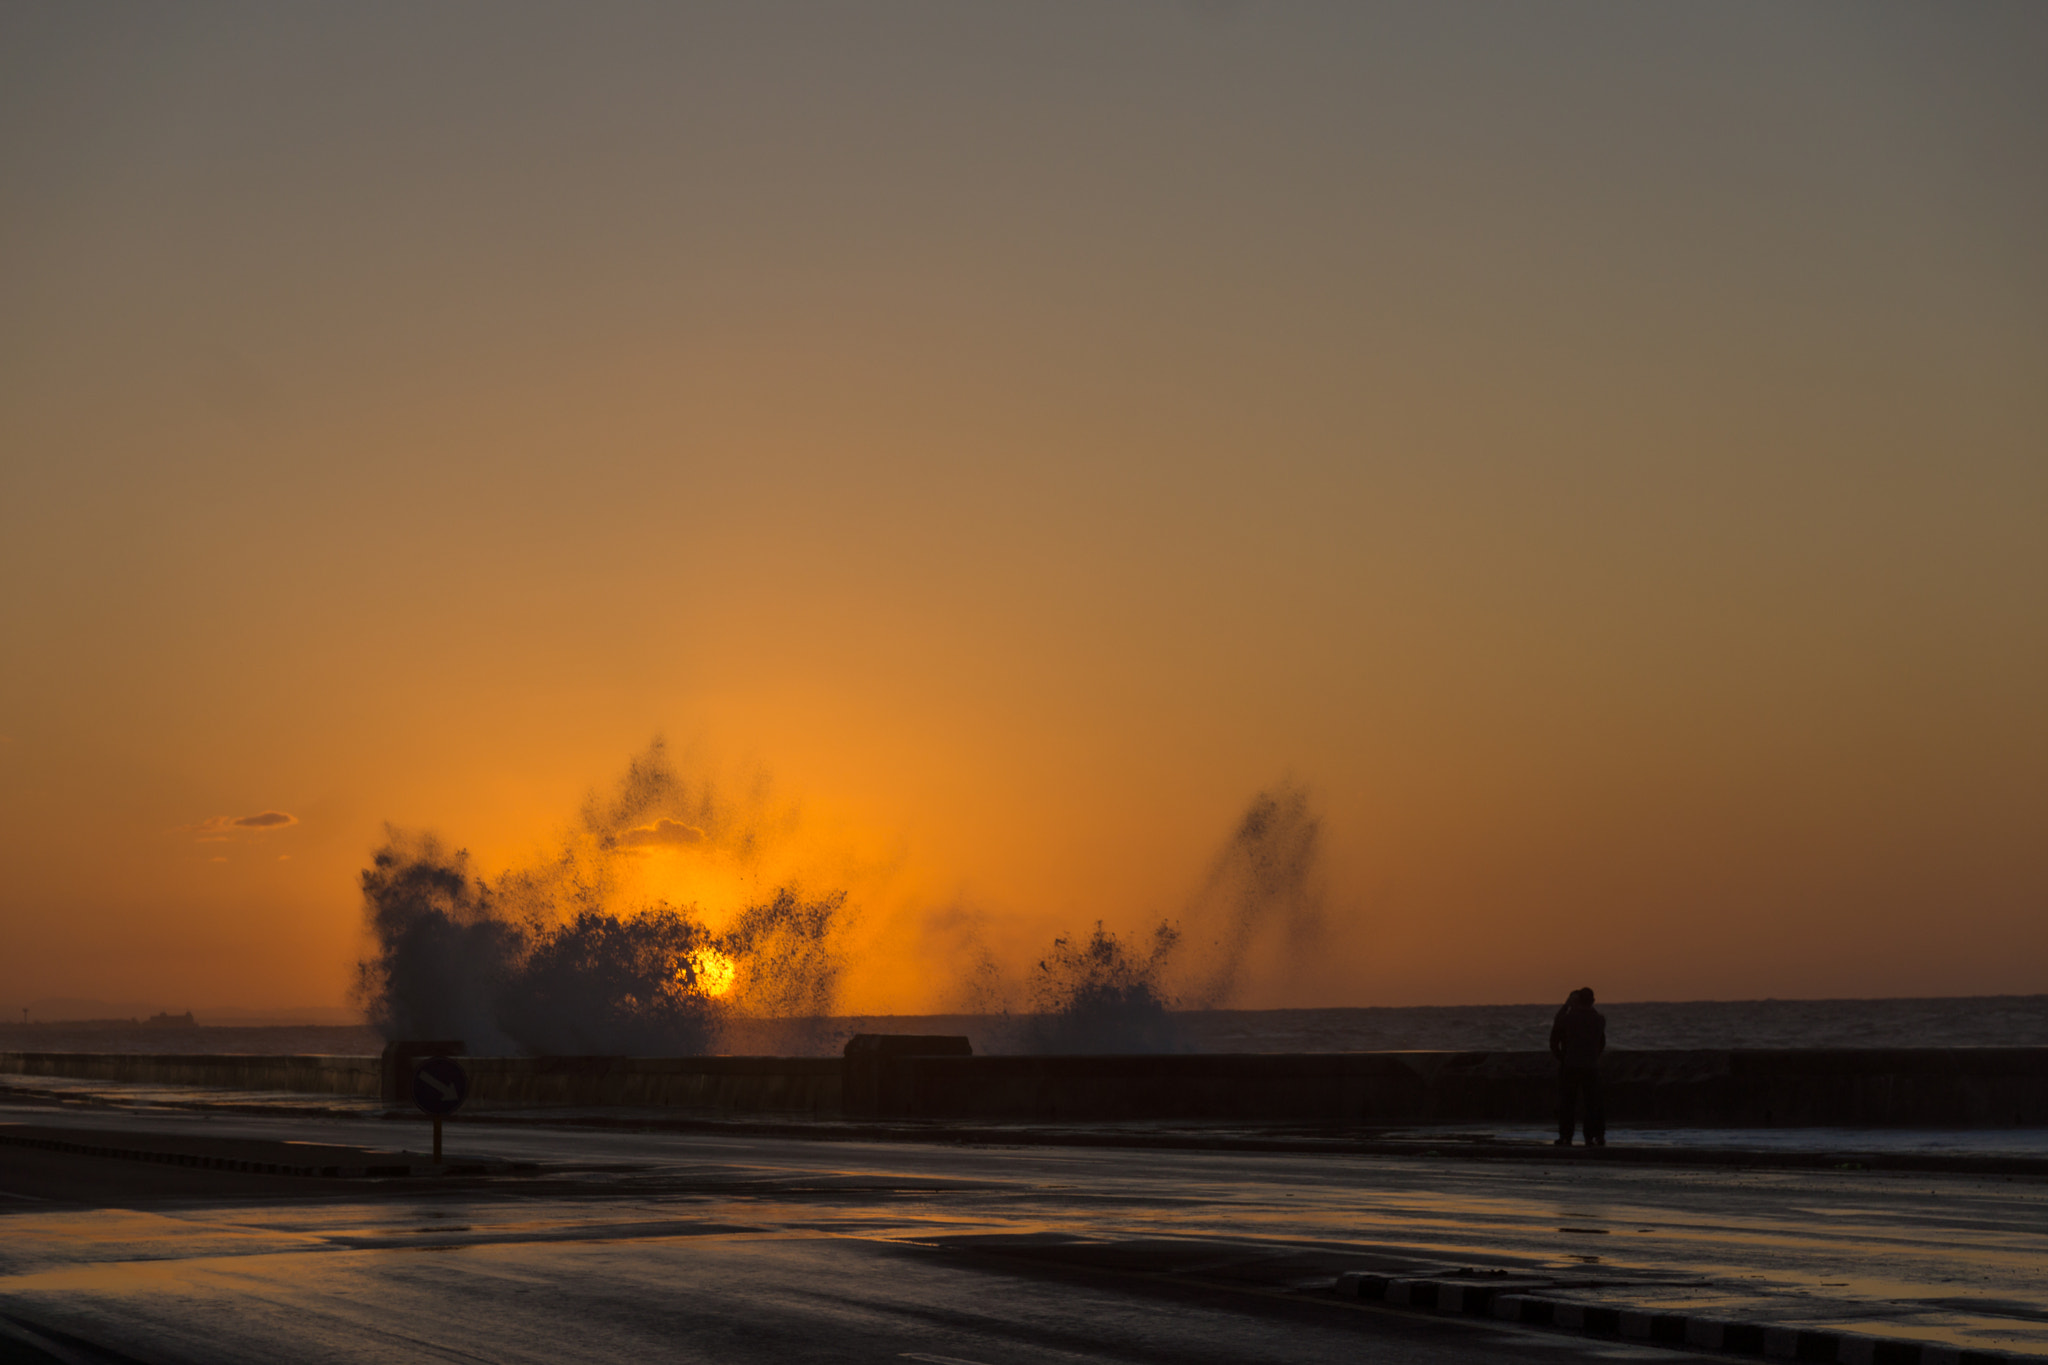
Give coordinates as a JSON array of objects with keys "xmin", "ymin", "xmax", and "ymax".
[{"xmin": 433, "ymin": 1116, "xmax": 443, "ymax": 1164}]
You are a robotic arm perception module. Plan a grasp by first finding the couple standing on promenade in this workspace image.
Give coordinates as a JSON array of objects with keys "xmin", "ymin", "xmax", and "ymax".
[{"xmin": 1552, "ymin": 987, "xmax": 1606, "ymax": 1146}]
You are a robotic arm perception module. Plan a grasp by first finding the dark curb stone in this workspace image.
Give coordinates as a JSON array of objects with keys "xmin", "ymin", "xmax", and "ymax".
[{"xmin": 1333, "ymin": 1272, "xmax": 2038, "ymax": 1364}]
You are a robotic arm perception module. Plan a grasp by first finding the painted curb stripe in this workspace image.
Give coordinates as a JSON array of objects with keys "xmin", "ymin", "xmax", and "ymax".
[{"xmin": 1334, "ymin": 1273, "xmax": 2036, "ymax": 1365}]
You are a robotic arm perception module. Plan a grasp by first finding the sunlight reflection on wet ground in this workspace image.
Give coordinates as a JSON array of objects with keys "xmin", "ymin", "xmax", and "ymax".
[{"xmin": 5, "ymin": 1096, "xmax": 2048, "ymax": 1356}]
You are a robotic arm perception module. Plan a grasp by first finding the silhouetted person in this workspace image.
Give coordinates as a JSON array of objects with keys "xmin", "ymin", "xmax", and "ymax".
[{"xmin": 1549, "ymin": 987, "xmax": 1605, "ymax": 1146}]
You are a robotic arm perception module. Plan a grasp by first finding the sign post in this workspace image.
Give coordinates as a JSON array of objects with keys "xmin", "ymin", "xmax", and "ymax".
[{"xmin": 411, "ymin": 1055, "xmax": 469, "ymax": 1163}]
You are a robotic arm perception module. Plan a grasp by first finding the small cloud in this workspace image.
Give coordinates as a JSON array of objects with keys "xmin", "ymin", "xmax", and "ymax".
[
  {"xmin": 618, "ymin": 818, "xmax": 706, "ymax": 850},
  {"xmin": 187, "ymin": 810, "xmax": 298, "ymax": 841},
  {"xmin": 233, "ymin": 810, "xmax": 297, "ymax": 829},
  {"xmin": 209, "ymin": 856, "xmax": 228, "ymax": 863},
  {"xmin": 277, "ymin": 854, "xmax": 292, "ymax": 861}
]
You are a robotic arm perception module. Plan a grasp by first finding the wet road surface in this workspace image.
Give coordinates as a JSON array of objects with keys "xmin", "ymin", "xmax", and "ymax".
[{"xmin": 3, "ymin": 1099, "xmax": 2046, "ymax": 1362}]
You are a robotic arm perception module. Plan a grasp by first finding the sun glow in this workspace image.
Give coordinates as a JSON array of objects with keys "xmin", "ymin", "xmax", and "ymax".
[{"xmin": 685, "ymin": 947, "xmax": 738, "ymax": 998}]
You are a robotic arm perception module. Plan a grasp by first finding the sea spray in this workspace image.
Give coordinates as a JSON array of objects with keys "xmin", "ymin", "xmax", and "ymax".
[
  {"xmin": 353, "ymin": 752, "xmax": 1329, "ymax": 1057},
  {"xmin": 1026, "ymin": 920, "xmax": 1182, "ymax": 1053},
  {"xmin": 1013, "ymin": 781, "xmax": 1328, "ymax": 1052},
  {"xmin": 497, "ymin": 906, "xmax": 725, "ymax": 1055},
  {"xmin": 351, "ymin": 743, "xmax": 846, "ymax": 1056},
  {"xmin": 1183, "ymin": 781, "xmax": 1324, "ymax": 1008},
  {"xmin": 715, "ymin": 887, "xmax": 849, "ymax": 1053},
  {"xmin": 354, "ymin": 832, "xmax": 526, "ymax": 1051}
]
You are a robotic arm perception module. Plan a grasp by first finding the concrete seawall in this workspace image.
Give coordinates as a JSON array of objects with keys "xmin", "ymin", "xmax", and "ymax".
[
  {"xmin": 0, "ymin": 1051, "xmax": 844, "ymax": 1116},
  {"xmin": 0, "ymin": 1052, "xmax": 380, "ymax": 1097},
  {"xmin": 453, "ymin": 1056, "xmax": 842, "ymax": 1114},
  {"xmin": 5, "ymin": 1049, "xmax": 2044, "ymax": 1128},
  {"xmin": 879, "ymin": 1049, "xmax": 2048, "ymax": 1127}
]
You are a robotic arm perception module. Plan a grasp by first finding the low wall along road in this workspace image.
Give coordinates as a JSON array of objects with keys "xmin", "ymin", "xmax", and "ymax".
[
  {"xmin": 0, "ymin": 1051, "xmax": 380, "ymax": 1097},
  {"xmin": 869, "ymin": 1048, "xmax": 2048, "ymax": 1127},
  {"xmin": 3, "ymin": 1045, "xmax": 2044, "ymax": 1128}
]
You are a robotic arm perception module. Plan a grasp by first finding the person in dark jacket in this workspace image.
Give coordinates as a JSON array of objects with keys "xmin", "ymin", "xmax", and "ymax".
[{"xmin": 1549, "ymin": 987, "xmax": 1606, "ymax": 1146}]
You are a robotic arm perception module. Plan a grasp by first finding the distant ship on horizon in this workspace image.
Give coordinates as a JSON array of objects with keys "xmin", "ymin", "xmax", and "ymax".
[{"xmin": 142, "ymin": 1010, "xmax": 196, "ymax": 1028}]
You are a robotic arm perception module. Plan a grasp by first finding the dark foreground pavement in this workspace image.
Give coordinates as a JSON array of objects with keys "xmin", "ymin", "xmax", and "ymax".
[
  {"xmin": 3, "ymin": 1100, "xmax": 2046, "ymax": 1364},
  {"xmin": 0, "ymin": 1147, "xmax": 1694, "ymax": 1365}
]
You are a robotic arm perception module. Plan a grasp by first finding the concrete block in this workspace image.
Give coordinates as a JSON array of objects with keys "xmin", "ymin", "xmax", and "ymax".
[
  {"xmin": 1765, "ymin": 1326, "xmax": 1804, "ymax": 1358},
  {"xmin": 1334, "ymin": 1272, "xmax": 1386, "ymax": 1300},
  {"xmin": 1685, "ymin": 1317, "xmax": 1728, "ymax": 1349},
  {"xmin": 1582, "ymin": 1306, "xmax": 1621, "ymax": 1335},
  {"xmin": 1552, "ymin": 1303, "xmax": 1585, "ymax": 1329},
  {"xmin": 1619, "ymin": 1310, "xmax": 1654, "ymax": 1338},
  {"xmin": 1799, "ymin": 1332, "xmax": 1845, "ymax": 1362}
]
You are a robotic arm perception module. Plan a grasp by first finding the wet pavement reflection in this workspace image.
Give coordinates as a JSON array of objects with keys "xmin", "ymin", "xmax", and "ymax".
[{"xmin": 3, "ymin": 1097, "xmax": 2046, "ymax": 1361}]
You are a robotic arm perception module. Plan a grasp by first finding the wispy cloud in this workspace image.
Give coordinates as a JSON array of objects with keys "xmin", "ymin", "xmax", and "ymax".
[
  {"xmin": 234, "ymin": 810, "xmax": 297, "ymax": 829},
  {"xmin": 188, "ymin": 810, "xmax": 299, "ymax": 842},
  {"xmin": 617, "ymin": 817, "xmax": 705, "ymax": 850}
]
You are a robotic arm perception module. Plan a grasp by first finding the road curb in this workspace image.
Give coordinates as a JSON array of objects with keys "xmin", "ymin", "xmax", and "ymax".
[{"xmin": 1334, "ymin": 1272, "xmax": 2045, "ymax": 1364}]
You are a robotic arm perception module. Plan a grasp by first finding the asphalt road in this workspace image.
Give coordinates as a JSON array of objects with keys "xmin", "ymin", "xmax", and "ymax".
[{"xmin": 4, "ymin": 1100, "xmax": 2046, "ymax": 1363}]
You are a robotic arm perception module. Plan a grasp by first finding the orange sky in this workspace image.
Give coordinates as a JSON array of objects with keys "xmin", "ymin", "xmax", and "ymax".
[{"xmin": 3, "ymin": 5, "xmax": 2045, "ymax": 1018}]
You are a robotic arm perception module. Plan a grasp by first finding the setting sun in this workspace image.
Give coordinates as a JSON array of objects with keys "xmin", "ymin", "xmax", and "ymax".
[{"xmin": 685, "ymin": 948, "xmax": 738, "ymax": 1000}]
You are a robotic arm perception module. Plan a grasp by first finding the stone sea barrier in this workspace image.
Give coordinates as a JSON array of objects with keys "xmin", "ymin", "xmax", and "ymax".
[
  {"xmin": 0, "ymin": 1051, "xmax": 380, "ymax": 1097},
  {"xmin": 3, "ymin": 1046, "xmax": 2044, "ymax": 1128}
]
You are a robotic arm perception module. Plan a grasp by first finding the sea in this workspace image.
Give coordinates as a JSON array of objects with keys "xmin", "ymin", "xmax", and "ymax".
[{"xmin": 4, "ymin": 995, "xmax": 2046, "ymax": 1056}]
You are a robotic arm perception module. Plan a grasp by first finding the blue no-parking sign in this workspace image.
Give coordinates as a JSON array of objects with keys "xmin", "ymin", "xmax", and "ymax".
[{"xmin": 412, "ymin": 1056, "xmax": 469, "ymax": 1116}]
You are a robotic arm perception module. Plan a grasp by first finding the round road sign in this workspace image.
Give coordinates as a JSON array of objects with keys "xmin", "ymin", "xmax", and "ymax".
[{"xmin": 412, "ymin": 1056, "xmax": 468, "ymax": 1116}]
